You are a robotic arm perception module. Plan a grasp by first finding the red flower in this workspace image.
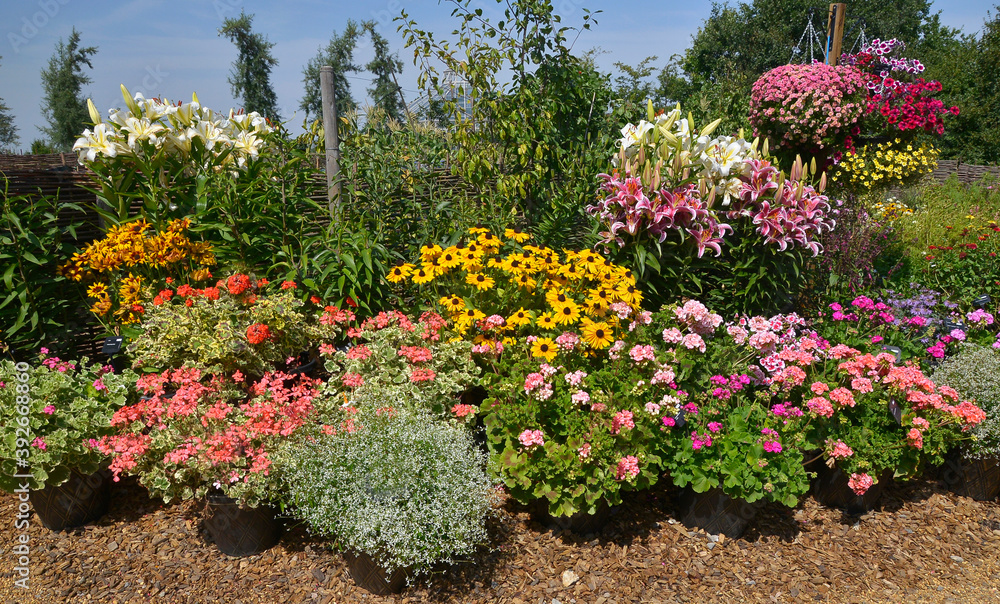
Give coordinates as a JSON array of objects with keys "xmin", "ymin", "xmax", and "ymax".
[
  {"xmin": 153, "ymin": 296, "xmax": 164, "ymax": 306},
  {"xmin": 227, "ymin": 274, "xmax": 252, "ymax": 296},
  {"xmin": 257, "ymin": 278, "xmax": 269, "ymax": 286},
  {"xmin": 176, "ymin": 284, "xmax": 195, "ymax": 297},
  {"xmin": 185, "ymin": 299, "xmax": 194, "ymax": 307},
  {"xmin": 281, "ymin": 281, "xmax": 296, "ymax": 290},
  {"xmin": 344, "ymin": 296, "xmax": 358, "ymax": 308},
  {"xmin": 246, "ymin": 323, "xmax": 272, "ymax": 345},
  {"xmin": 310, "ymin": 296, "xmax": 321, "ymax": 304}
]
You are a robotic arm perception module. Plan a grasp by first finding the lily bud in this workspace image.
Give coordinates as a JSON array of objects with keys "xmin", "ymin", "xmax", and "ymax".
[
  {"xmin": 121, "ymin": 84, "xmax": 141, "ymax": 117},
  {"xmin": 646, "ymin": 99, "xmax": 655, "ymax": 122},
  {"xmin": 810, "ymin": 157, "xmax": 817, "ymax": 176},
  {"xmin": 86, "ymin": 99, "xmax": 102, "ymax": 125},
  {"xmin": 701, "ymin": 118, "xmax": 723, "ymax": 139},
  {"xmin": 762, "ymin": 138, "xmax": 770, "ymax": 157},
  {"xmin": 819, "ymin": 171, "xmax": 828, "ymax": 193}
]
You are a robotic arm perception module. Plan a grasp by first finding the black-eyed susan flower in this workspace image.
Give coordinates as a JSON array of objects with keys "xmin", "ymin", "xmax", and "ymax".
[
  {"xmin": 536, "ymin": 312, "xmax": 557, "ymax": 330},
  {"xmin": 438, "ymin": 247, "xmax": 462, "ymax": 269},
  {"xmin": 553, "ymin": 300, "xmax": 581, "ymax": 325},
  {"xmin": 507, "ymin": 307, "xmax": 533, "ymax": 327},
  {"xmin": 505, "ymin": 227, "xmax": 531, "ymax": 243},
  {"xmin": 439, "ymin": 295, "xmax": 466, "ymax": 313},
  {"xmin": 581, "ymin": 319, "xmax": 614, "ymax": 349},
  {"xmin": 386, "ymin": 263, "xmax": 414, "ymax": 283},
  {"xmin": 411, "ymin": 267, "xmax": 434, "ymax": 284},
  {"xmin": 514, "ymin": 273, "xmax": 536, "ymax": 291},
  {"xmin": 531, "ymin": 337, "xmax": 558, "ymax": 362},
  {"xmin": 419, "ymin": 244, "xmax": 443, "ymax": 263},
  {"xmin": 466, "ymin": 272, "xmax": 495, "ymax": 291}
]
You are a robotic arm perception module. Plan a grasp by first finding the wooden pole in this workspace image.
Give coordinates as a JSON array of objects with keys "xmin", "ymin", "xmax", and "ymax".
[
  {"xmin": 826, "ymin": 3, "xmax": 847, "ymax": 66},
  {"xmin": 319, "ymin": 66, "xmax": 341, "ymax": 216}
]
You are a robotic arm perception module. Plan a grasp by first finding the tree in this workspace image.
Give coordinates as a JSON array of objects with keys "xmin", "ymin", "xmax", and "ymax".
[
  {"xmin": 39, "ymin": 28, "xmax": 97, "ymax": 151},
  {"xmin": 0, "ymin": 58, "xmax": 18, "ymax": 152},
  {"xmin": 219, "ymin": 12, "xmax": 280, "ymax": 121},
  {"xmin": 668, "ymin": 0, "xmax": 936, "ymax": 136},
  {"xmin": 612, "ymin": 55, "xmax": 659, "ymax": 107},
  {"xmin": 300, "ymin": 21, "xmax": 361, "ymax": 121},
  {"xmin": 362, "ymin": 21, "xmax": 406, "ymax": 122}
]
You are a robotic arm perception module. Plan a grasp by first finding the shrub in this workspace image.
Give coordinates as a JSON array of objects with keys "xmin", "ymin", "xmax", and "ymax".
[
  {"xmin": 279, "ymin": 407, "xmax": 496, "ymax": 577},
  {"xmin": 932, "ymin": 344, "xmax": 1000, "ymax": 459}
]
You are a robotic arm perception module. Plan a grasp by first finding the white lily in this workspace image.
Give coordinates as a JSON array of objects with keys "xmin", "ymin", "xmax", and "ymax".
[
  {"xmin": 189, "ymin": 120, "xmax": 231, "ymax": 149},
  {"xmin": 123, "ymin": 116, "xmax": 166, "ymax": 149},
  {"xmin": 72, "ymin": 123, "xmax": 118, "ymax": 163}
]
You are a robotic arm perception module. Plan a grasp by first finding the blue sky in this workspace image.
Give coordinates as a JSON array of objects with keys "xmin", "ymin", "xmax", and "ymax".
[{"xmin": 0, "ymin": 0, "xmax": 993, "ymax": 151}]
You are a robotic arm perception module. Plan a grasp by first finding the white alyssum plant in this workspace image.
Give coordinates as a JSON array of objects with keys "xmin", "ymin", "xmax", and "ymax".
[
  {"xmin": 279, "ymin": 407, "xmax": 496, "ymax": 577},
  {"xmin": 932, "ymin": 344, "xmax": 1000, "ymax": 459}
]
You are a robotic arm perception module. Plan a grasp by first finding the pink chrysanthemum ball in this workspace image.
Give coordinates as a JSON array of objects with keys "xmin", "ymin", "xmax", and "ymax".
[{"xmin": 749, "ymin": 63, "xmax": 867, "ymax": 152}]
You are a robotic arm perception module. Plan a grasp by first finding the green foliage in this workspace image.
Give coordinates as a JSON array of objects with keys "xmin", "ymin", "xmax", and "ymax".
[
  {"xmin": 399, "ymin": 0, "xmax": 618, "ymax": 248},
  {"xmin": 0, "ymin": 354, "xmax": 136, "ymax": 492},
  {"xmin": 362, "ymin": 21, "xmax": 406, "ymax": 121},
  {"xmin": 321, "ymin": 310, "xmax": 481, "ymax": 417},
  {"xmin": 932, "ymin": 344, "xmax": 1000, "ymax": 459},
  {"xmin": 0, "ymin": 57, "xmax": 18, "ymax": 152},
  {"xmin": 890, "ymin": 176, "xmax": 1000, "ymax": 303},
  {"xmin": 126, "ymin": 277, "xmax": 350, "ymax": 377},
  {"xmin": 29, "ymin": 140, "xmax": 56, "ymax": 154},
  {"xmin": 38, "ymin": 28, "xmax": 97, "ymax": 151},
  {"xmin": 279, "ymin": 407, "xmax": 496, "ymax": 576},
  {"xmin": 300, "ymin": 21, "xmax": 361, "ymax": 120},
  {"xmin": 219, "ymin": 11, "xmax": 280, "ymax": 121},
  {"xmin": 920, "ymin": 7, "xmax": 1000, "ymax": 162},
  {"xmin": 0, "ymin": 182, "xmax": 87, "ymax": 358}
]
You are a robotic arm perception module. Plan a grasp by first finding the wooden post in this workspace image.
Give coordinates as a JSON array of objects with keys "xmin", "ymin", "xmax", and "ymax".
[
  {"xmin": 826, "ymin": 3, "xmax": 847, "ymax": 66},
  {"xmin": 319, "ymin": 66, "xmax": 341, "ymax": 216}
]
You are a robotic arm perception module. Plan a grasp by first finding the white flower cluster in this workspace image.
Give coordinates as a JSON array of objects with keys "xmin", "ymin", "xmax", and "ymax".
[
  {"xmin": 616, "ymin": 102, "xmax": 756, "ymax": 205},
  {"xmin": 73, "ymin": 85, "xmax": 273, "ymax": 168}
]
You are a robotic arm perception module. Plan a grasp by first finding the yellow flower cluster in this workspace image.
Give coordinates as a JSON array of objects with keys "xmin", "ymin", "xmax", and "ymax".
[
  {"xmin": 391, "ymin": 227, "xmax": 643, "ymax": 354},
  {"xmin": 59, "ymin": 219, "xmax": 215, "ymax": 325},
  {"xmin": 869, "ymin": 196, "xmax": 914, "ymax": 223},
  {"xmin": 832, "ymin": 139, "xmax": 938, "ymax": 193}
]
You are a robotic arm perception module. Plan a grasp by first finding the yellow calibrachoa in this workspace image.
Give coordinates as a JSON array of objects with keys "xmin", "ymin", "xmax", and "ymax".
[
  {"xmin": 832, "ymin": 139, "xmax": 938, "ymax": 194},
  {"xmin": 400, "ymin": 227, "xmax": 642, "ymax": 350}
]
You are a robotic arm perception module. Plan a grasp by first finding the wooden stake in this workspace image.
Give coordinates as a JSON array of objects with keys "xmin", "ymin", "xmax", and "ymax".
[
  {"xmin": 826, "ymin": 3, "xmax": 847, "ymax": 66},
  {"xmin": 319, "ymin": 66, "xmax": 341, "ymax": 216}
]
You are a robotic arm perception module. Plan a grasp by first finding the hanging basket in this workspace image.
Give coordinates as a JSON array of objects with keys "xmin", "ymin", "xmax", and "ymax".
[
  {"xmin": 674, "ymin": 487, "xmax": 763, "ymax": 539},
  {"xmin": 203, "ymin": 491, "xmax": 283, "ymax": 557},
  {"xmin": 939, "ymin": 452, "xmax": 1000, "ymax": 502},
  {"xmin": 811, "ymin": 463, "xmax": 891, "ymax": 514},
  {"xmin": 342, "ymin": 550, "xmax": 411, "ymax": 595},
  {"xmin": 31, "ymin": 469, "xmax": 112, "ymax": 531}
]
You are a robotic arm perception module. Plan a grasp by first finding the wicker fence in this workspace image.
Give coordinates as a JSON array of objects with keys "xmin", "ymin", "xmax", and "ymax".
[{"xmin": 928, "ymin": 160, "xmax": 1000, "ymax": 185}]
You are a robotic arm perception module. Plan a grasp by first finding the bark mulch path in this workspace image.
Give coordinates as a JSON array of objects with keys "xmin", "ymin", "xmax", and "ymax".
[{"xmin": 2, "ymin": 474, "xmax": 1000, "ymax": 604}]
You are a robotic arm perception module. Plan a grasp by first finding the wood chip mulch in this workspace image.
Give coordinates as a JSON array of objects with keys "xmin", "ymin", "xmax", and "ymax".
[{"xmin": 2, "ymin": 474, "xmax": 1000, "ymax": 604}]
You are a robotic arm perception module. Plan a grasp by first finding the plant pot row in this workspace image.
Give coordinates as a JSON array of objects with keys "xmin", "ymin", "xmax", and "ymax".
[{"xmin": 30, "ymin": 452, "xmax": 1000, "ymax": 595}]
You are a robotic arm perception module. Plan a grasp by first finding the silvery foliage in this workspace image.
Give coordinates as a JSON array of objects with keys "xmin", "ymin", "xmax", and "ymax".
[
  {"xmin": 932, "ymin": 344, "xmax": 1000, "ymax": 458},
  {"xmin": 280, "ymin": 407, "xmax": 496, "ymax": 576}
]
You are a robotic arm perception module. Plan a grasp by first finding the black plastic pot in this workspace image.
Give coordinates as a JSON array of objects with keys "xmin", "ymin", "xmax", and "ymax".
[
  {"xmin": 342, "ymin": 550, "xmax": 410, "ymax": 595},
  {"xmin": 675, "ymin": 487, "xmax": 763, "ymax": 539},
  {"xmin": 31, "ymin": 469, "xmax": 112, "ymax": 531},
  {"xmin": 203, "ymin": 491, "xmax": 283, "ymax": 557}
]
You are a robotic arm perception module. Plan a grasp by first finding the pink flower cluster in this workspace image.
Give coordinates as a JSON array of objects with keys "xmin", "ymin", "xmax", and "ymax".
[
  {"xmin": 727, "ymin": 160, "xmax": 838, "ymax": 256},
  {"xmin": 827, "ymin": 439, "xmax": 854, "ymax": 459},
  {"xmin": 847, "ymin": 472, "xmax": 875, "ymax": 496},
  {"xmin": 587, "ymin": 177, "xmax": 732, "ymax": 258},
  {"xmin": 518, "ymin": 429, "xmax": 544, "ymax": 449},
  {"xmin": 615, "ymin": 455, "xmax": 640, "ymax": 481},
  {"xmin": 749, "ymin": 63, "xmax": 867, "ymax": 149},
  {"xmin": 611, "ymin": 410, "xmax": 635, "ymax": 435},
  {"xmin": 691, "ymin": 431, "xmax": 713, "ymax": 451},
  {"xmin": 397, "ymin": 345, "xmax": 433, "ymax": 363}
]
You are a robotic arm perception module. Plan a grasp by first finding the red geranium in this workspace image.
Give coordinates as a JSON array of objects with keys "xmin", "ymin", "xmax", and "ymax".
[
  {"xmin": 246, "ymin": 323, "xmax": 272, "ymax": 344},
  {"xmin": 227, "ymin": 274, "xmax": 252, "ymax": 296}
]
